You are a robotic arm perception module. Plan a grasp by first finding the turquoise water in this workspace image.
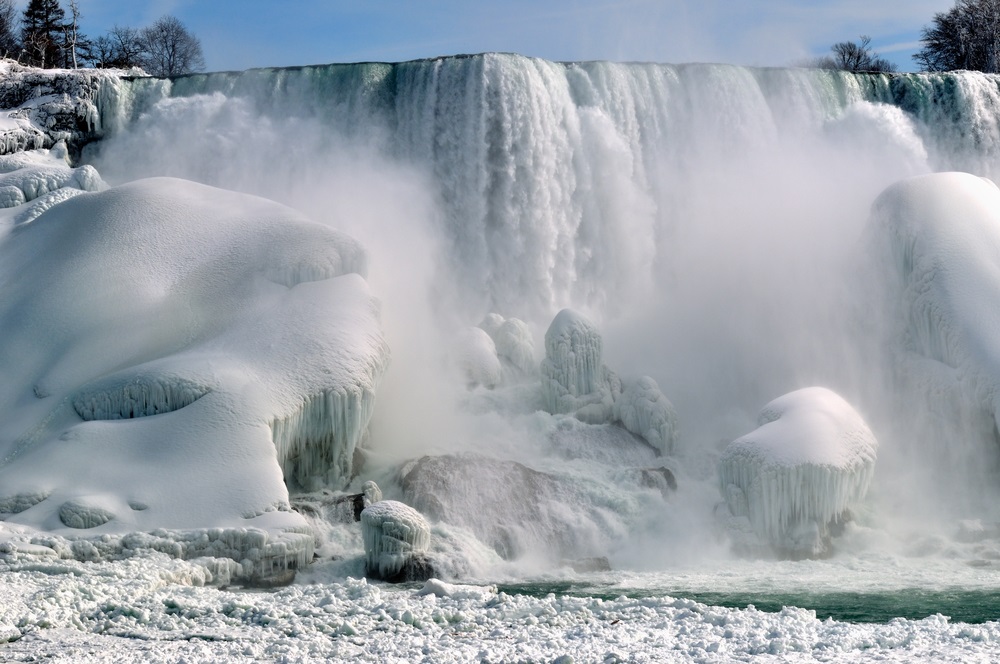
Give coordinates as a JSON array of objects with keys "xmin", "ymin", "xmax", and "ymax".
[{"xmin": 496, "ymin": 582, "xmax": 1000, "ymax": 624}]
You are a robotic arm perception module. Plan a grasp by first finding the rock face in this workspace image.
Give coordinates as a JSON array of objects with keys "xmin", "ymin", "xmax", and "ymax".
[
  {"xmin": 361, "ymin": 500, "xmax": 433, "ymax": 582},
  {"xmin": 0, "ymin": 60, "xmax": 145, "ymax": 159},
  {"xmin": 717, "ymin": 387, "xmax": 878, "ymax": 558}
]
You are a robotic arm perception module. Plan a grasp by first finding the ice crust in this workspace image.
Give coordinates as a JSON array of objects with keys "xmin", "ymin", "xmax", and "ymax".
[
  {"xmin": 361, "ymin": 500, "xmax": 431, "ymax": 580},
  {"xmin": 718, "ymin": 387, "xmax": 878, "ymax": 555},
  {"xmin": 0, "ymin": 154, "xmax": 388, "ymax": 580}
]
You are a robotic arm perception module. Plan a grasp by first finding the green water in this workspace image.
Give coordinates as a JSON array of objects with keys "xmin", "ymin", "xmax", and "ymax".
[{"xmin": 496, "ymin": 582, "xmax": 1000, "ymax": 624}]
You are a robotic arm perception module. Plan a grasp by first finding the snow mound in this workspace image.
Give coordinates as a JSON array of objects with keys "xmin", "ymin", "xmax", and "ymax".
[
  {"xmin": 718, "ymin": 387, "xmax": 878, "ymax": 557},
  {"xmin": 361, "ymin": 500, "xmax": 431, "ymax": 581},
  {"xmin": 541, "ymin": 309, "xmax": 620, "ymax": 422},
  {"xmin": 614, "ymin": 376, "xmax": 679, "ymax": 456},
  {"xmin": 0, "ymin": 162, "xmax": 388, "ymax": 581}
]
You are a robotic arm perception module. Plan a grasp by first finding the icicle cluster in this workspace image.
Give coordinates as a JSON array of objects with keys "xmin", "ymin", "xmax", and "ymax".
[
  {"xmin": 361, "ymin": 500, "xmax": 431, "ymax": 581},
  {"xmin": 270, "ymin": 385, "xmax": 379, "ymax": 491},
  {"xmin": 73, "ymin": 373, "xmax": 210, "ymax": 421},
  {"xmin": 540, "ymin": 309, "xmax": 620, "ymax": 422},
  {"xmin": 718, "ymin": 387, "xmax": 878, "ymax": 556}
]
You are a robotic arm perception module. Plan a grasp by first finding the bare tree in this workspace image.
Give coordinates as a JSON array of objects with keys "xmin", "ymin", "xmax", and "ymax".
[
  {"xmin": 916, "ymin": 0, "xmax": 1000, "ymax": 72},
  {"xmin": 64, "ymin": 0, "xmax": 79, "ymax": 69},
  {"xmin": 814, "ymin": 35, "xmax": 897, "ymax": 73},
  {"xmin": 140, "ymin": 15, "xmax": 204, "ymax": 77},
  {"xmin": 106, "ymin": 24, "xmax": 145, "ymax": 69}
]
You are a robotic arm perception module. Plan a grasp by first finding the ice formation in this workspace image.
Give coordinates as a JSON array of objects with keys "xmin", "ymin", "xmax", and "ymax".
[
  {"xmin": 454, "ymin": 327, "xmax": 502, "ymax": 389},
  {"xmin": 479, "ymin": 313, "xmax": 535, "ymax": 375},
  {"xmin": 868, "ymin": 173, "xmax": 1000, "ymax": 473},
  {"xmin": 614, "ymin": 376, "xmax": 679, "ymax": 456},
  {"xmin": 717, "ymin": 387, "xmax": 878, "ymax": 557},
  {"xmin": 541, "ymin": 309, "xmax": 621, "ymax": 422},
  {"xmin": 0, "ymin": 154, "xmax": 388, "ymax": 581},
  {"xmin": 361, "ymin": 500, "xmax": 432, "ymax": 581}
]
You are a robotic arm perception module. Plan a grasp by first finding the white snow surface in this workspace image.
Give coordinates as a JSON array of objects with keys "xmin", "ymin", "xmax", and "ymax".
[
  {"xmin": 1, "ymin": 553, "xmax": 999, "ymax": 662},
  {"xmin": 0, "ymin": 155, "xmax": 389, "ymax": 577},
  {"xmin": 718, "ymin": 387, "xmax": 878, "ymax": 551}
]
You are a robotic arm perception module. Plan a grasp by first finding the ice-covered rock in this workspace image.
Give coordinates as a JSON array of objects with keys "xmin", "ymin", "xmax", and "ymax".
[
  {"xmin": 361, "ymin": 500, "xmax": 433, "ymax": 582},
  {"xmin": 614, "ymin": 376, "xmax": 679, "ymax": 455},
  {"xmin": 717, "ymin": 387, "xmax": 878, "ymax": 557},
  {"xmin": 454, "ymin": 327, "xmax": 502, "ymax": 389},
  {"xmin": 540, "ymin": 309, "xmax": 620, "ymax": 422},
  {"xmin": 0, "ymin": 159, "xmax": 388, "ymax": 582}
]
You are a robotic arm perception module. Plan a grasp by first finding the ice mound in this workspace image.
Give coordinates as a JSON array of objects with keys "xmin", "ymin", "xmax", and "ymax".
[
  {"xmin": 361, "ymin": 500, "xmax": 432, "ymax": 582},
  {"xmin": 0, "ymin": 161, "xmax": 388, "ymax": 581},
  {"xmin": 718, "ymin": 387, "xmax": 878, "ymax": 557},
  {"xmin": 541, "ymin": 309, "xmax": 621, "ymax": 422},
  {"xmin": 479, "ymin": 313, "xmax": 535, "ymax": 375},
  {"xmin": 454, "ymin": 327, "xmax": 502, "ymax": 389},
  {"xmin": 614, "ymin": 376, "xmax": 679, "ymax": 456},
  {"xmin": 868, "ymin": 173, "xmax": 1000, "ymax": 479}
]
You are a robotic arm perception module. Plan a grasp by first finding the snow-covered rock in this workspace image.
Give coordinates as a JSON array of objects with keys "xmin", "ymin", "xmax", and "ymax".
[
  {"xmin": 717, "ymin": 387, "xmax": 878, "ymax": 557},
  {"xmin": 540, "ymin": 309, "xmax": 621, "ymax": 422},
  {"xmin": 0, "ymin": 156, "xmax": 389, "ymax": 581},
  {"xmin": 0, "ymin": 60, "xmax": 147, "ymax": 158},
  {"xmin": 614, "ymin": 376, "xmax": 679, "ymax": 456},
  {"xmin": 361, "ymin": 500, "xmax": 432, "ymax": 582}
]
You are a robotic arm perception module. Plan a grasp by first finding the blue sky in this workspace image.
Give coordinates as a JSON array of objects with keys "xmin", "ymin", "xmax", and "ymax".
[{"xmin": 54, "ymin": 1, "xmax": 955, "ymax": 72}]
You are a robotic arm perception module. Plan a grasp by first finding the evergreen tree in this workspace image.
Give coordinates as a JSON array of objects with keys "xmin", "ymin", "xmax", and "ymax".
[
  {"xmin": 0, "ymin": 0, "xmax": 19, "ymax": 60},
  {"xmin": 21, "ymin": 0, "xmax": 66, "ymax": 68}
]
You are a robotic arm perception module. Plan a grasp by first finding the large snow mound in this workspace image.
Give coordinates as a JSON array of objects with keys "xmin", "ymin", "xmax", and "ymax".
[
  {"xmin": 718, "ymin": 387, "xmax": 877, "ymax": 556},
  {"xmin": 0, "ymin": 164, "xmax": 389, "ymax": 578}
]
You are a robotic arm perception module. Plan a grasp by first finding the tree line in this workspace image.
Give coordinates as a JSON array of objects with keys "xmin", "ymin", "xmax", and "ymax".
[
  {"xmin": 814, "ymin": 0, "xmax": 1000, "ymax": 73},
  {"xmin": 0, "ymin": 0, "xmax": 204, "ymax": 76}
]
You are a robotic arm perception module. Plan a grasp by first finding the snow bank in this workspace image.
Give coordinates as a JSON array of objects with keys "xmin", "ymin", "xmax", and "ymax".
[
  {"xmin": 718, "ymin": 387, "xmax": 878, "ymax": 557},
  {"xmin": 0, "ymin": 156, "xmax": 388, "ymax": 581},
  {"xmin": 361, "ymin": 500, "xmax": 432, "ymax": 582}
]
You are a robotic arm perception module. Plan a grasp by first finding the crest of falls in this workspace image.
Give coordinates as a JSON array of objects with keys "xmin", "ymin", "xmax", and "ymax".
[{"xmin": 90, "ymin": 54, "xmax": 1000, "ymax": 322}]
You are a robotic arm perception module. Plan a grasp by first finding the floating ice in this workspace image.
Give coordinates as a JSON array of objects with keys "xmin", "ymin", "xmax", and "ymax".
[
  {"xmin": 718, "ymin": 387, "xmax": 878, "ymax": 557},
  {"xmin": 541, "ymin": 309, "xmax": 620, "ymax": 422},
  {"xmin": 361, "ymin": 500, "xmax": 432, "ymax": 582}
]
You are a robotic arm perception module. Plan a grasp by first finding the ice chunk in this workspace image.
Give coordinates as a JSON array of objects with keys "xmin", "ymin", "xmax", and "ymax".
[
  {"xmin": 614, "ymin": 376, "xmax": 679, "ymax": 455},
  {"xmin": 718, "ymin": 387, "xmax": 878, "ymax": 557},
  {"xmin": 540, "ymin": 309, "xmax": 620, "ymax": 421},
  {"xmin": 361, "ymin": 500, "xmax": 431, "ymax": 582}
]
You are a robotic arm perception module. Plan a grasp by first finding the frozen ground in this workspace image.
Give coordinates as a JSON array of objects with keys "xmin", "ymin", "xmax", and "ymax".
[{"xmin": 2, "ymin": 552, "xmax": 1000, "ymax": 663}]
